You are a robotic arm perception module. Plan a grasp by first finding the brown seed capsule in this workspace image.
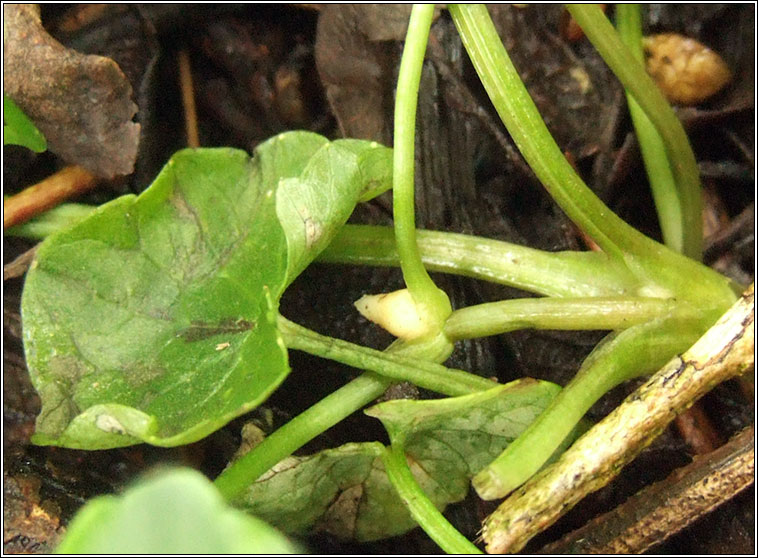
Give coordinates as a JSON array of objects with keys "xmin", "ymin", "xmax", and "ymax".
[{"xmin": 643, "ymin": 33, "xmax": 732, "ymax": 106}]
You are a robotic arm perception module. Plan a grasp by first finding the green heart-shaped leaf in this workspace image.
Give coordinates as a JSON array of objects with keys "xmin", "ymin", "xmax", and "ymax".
[
  {"xmin": 238, "ymin": 379, "xmax": 567, "ymax": 542},
  {"xmin": 22, "ymin": 131, "xmax": 392, "ymax": 449},
  {"xmin": 55, "ymin": 467, "xmax": 302, "ymax": 554}
]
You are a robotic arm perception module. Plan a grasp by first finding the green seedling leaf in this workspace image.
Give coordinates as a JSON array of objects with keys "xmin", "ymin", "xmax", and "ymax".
[
  {"xmin": 277, "ymin": 137, "xmax": 392, "ymax": 283},
  {"xmin": 4, "ymin": 94, "xmax": 47, "ymax": 152},
  {"xmin": 22, "ymin": 131, "xmax": 392, "ymax": 449},
  {"xmin": 55, "ymin": 467, "xmax": 302, "ymax": 554},
  {"xmin": 237, "ymin": 379, "xmax": 566, "ymax": 542}
]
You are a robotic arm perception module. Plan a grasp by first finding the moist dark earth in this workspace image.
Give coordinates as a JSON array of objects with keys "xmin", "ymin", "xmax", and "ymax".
[{"xmin": 3, "ymin": 4, "xmax": 754, "ymax": 554}]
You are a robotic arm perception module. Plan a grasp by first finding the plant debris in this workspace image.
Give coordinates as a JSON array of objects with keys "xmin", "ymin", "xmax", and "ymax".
[
  {"xmin": 539, "ymin": 425, "xmax": 754, "ymax": 554},
  {"xmin": 3, "ymin": 4, "xmax": 139, "ymax": 178}
]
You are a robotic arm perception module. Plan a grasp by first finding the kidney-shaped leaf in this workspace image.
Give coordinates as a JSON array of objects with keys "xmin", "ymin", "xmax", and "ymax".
[
  {"xmin": 22, "ymin": 131, "xmax": 392, "ymax": 449},
  {"xmin": 55, "ymin": 467, "xmax": 302, "ymax": 554},
  {"xmin": 238, "ymin": 379, "xmax": 565, "ymax": 542}
]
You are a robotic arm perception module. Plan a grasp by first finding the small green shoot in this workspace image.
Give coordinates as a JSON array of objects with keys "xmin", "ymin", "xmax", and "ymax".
[
  {"xmin": 5, "ymin": 202, "xmax": 94, "ymax": 239},
  {"xmin": 615, "ymin": 4, "xmax": 684, "ymax": 254},
  {"xmin": 4, "ymin": 94, "xmax": 47, "ymax": 152}
]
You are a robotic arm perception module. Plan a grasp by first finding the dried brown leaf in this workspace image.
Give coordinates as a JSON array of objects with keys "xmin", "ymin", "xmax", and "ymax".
[
  {"xmin": 315, "ymin": 5, "xmax": 396, "ymax": 144},
  {"xmin": 3, "ymin": 4, "xmax": 139, "ymax": 178}
]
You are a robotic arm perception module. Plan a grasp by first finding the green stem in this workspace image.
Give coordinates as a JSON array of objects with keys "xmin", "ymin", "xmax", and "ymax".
[
  {"xmin": 4, "ymin": 202, "xmax": 640, "ymax": 299},
  {"xmin": 393, "ymin": 4, "xmax": 451, "ymax": 327},
  {"xmin": 216, "ymin": 322, "xmax": 456, "ymax": 501},
  {"xmin": 615, "ymin": 4, "xmax": 683, "ymax": 254},
  {"xmin": 215, "ymin": 372, "xmax": 390, "ymax": 501},
  {"xmin": 472, "ymin": 316, "xmax": 705, "ymax": 500},
  {"xmin": 444, "ymin": 296, "xmax": 687, "ymax": 341},
  {"xmin": 440, "ymin": 5, "xmax": 735, "ymax": 312},
  {"xmin": 11, "ymin": 205, "xmax": 732, "ymax": 316},
  {"xmin": 448, "ymin": 4, "xmax": 655, "ymax": 260},
  {"xmin": 320, "ymin": 224, "xmax": 639, "ymax": 298},
  {"xmin": 566, "ymin": 4, "xmax": 703, "ymax": 261},
  {"xmin": 278, "ymin": 315, "xmax": 495, "ymax": 396},
  {"xmin": 382, "ymin": 445, "xmax": 482, "ymax": 554}
]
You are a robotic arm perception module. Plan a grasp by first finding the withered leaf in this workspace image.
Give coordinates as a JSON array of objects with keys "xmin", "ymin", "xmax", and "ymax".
[
  {"xmin": 3, "ymin": 4, "xmax": 139, "ymax": 178},
  {"xmin": 315, "ymin": 5, "xmax": 395, "ymax": 144}
]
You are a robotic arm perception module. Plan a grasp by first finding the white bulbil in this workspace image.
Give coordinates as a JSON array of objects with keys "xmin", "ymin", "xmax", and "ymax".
[{"xmin": 354, "ymin": 288, "xmax": 429, "ymax": 340}]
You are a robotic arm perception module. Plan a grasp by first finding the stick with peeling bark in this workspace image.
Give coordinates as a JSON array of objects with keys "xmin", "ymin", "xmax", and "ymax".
[
  {"xmin": 482, "ymin": 284, "xmax": 754, "ymax": 554},
  {"xmin": 539, "ymin": 425, "xmax": 754, "ymax": 554}
]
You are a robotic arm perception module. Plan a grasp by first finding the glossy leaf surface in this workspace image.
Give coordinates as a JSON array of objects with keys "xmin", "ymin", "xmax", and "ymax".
[{"xmin": 22, "ymin": 131, "xmax": 391, "ymax": 448}]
